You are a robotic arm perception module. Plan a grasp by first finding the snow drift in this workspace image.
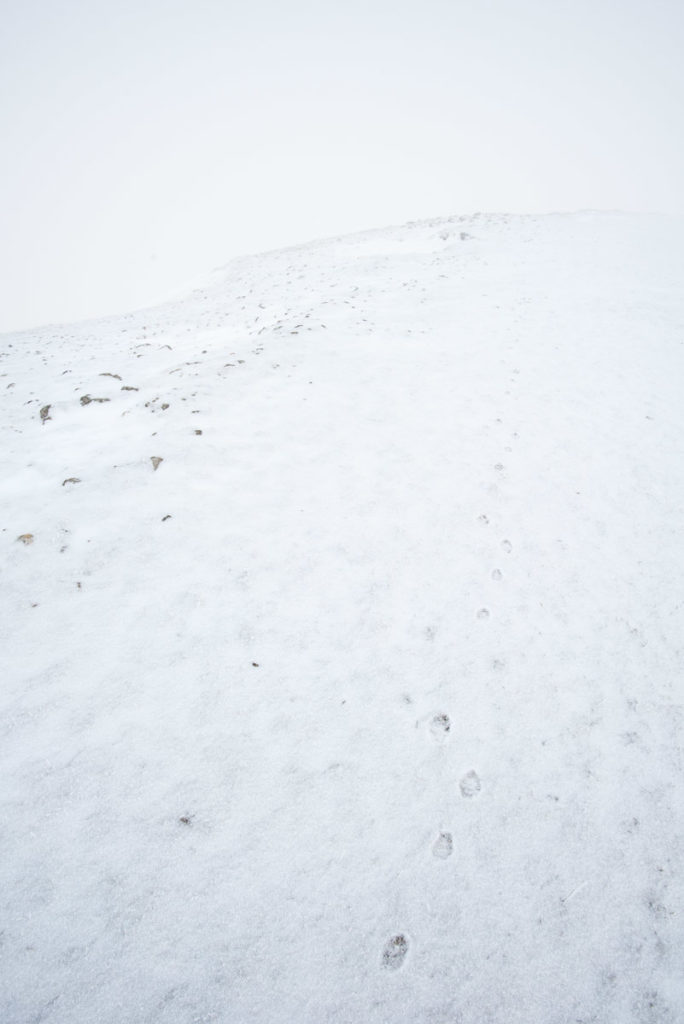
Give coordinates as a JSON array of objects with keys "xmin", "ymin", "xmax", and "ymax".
[{"xmin": 2, "ymin": 212, "xmax": 684, "ymax": 1023}]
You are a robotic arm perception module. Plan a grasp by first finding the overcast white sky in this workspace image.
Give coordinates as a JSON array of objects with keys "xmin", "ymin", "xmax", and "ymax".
[{"xmin": 1, "ymin": 0, "xmax": 683, "ymax": 333}]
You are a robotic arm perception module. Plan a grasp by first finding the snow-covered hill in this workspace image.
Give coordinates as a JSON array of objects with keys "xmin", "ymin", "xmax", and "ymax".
[{"xmin": 2, "ymin": 212, "xmax": 684, "ymax": 1024}]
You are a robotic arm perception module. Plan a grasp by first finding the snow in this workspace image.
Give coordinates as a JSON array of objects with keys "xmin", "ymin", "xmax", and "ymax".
[{"xmin": 1, "ymin": 211, "xmax": 684, "ymax": 1024}]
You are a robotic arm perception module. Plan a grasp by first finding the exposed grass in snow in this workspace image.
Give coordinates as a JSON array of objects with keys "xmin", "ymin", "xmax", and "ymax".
[{"xmin": 1, "ymin": 212, "xmax": 684, "ymax": 1023}]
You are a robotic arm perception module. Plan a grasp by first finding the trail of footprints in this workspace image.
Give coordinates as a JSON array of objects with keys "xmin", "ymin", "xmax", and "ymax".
[
  {"xmin": 382, "ymin": 709, "xmax": 484, "ymax": 969},
  {"xmin": 383, "ymin": 446, "xmax": 515, "ymax": 972}
]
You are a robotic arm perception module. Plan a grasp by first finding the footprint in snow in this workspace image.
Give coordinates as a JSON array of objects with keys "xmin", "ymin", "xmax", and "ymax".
[
  {"xmin": 382, "ymin": 934, "xmax": 409, "ymax": 970},
  {"xmin": 491, "ymin": 569, "xmax": 503, "ymax": 581},
  {"xmin": 501, "ymin": 539, "xmax": 513, "ymax": 554},
  {"xmin": 460, "ymin": 770, "xmax": 481, "ymax": 798},
  {"xmin": 430, "ymin": 713, "xmax": 451, "ymax": 741},
  {"xmin": 432, "ymin": 832, "xmax": 453, "ymax": 859}
]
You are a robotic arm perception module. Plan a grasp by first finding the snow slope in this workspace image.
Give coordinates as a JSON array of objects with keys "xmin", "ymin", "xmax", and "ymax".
[{"xmin": 2, "ymin": 212, "xmax": 684, "ymax": 1024}]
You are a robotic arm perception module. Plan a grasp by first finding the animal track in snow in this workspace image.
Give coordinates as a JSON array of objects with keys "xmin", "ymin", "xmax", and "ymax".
[
  {"xmin": 476, "ymin": 608, "xmax": 490, "ymax": 620},
  {"xmin": 432, "ymin": 832, "xmax": 453, "ymax": 859},
  {"xmin": 501, "ymin": 539, "xmax": 512, "ymax": 553},
  {"xmin": 459, "ymin": 770, "xmax": 481, "ymax": 798},
  {"xmin": 430, "ymin": 713, "xmax": 451, "ymax": 740},
  {"xmin": 382, "ymin": 934, "xmax": 409, "ymax": 970},
  {"xmin": 491, "ymin": 569, "xmax": 503, "ymax": 581}
]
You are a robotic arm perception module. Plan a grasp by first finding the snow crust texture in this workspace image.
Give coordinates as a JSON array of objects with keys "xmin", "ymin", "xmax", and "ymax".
[{"xmin": 2, "ymin": 212, "xmax": 684, "ymax": 1023}]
